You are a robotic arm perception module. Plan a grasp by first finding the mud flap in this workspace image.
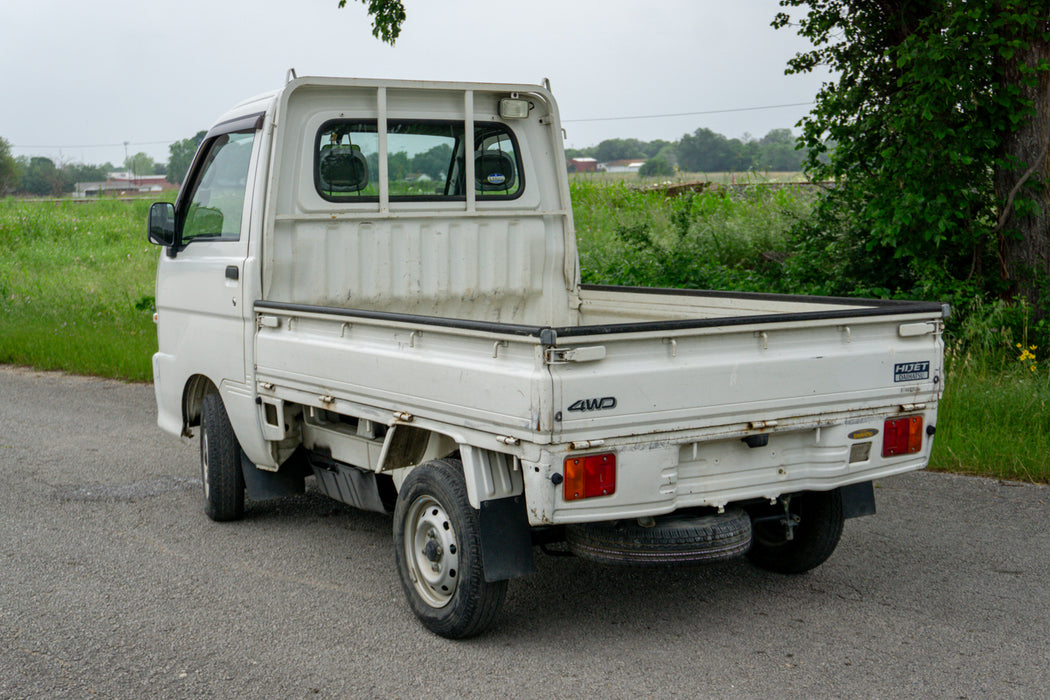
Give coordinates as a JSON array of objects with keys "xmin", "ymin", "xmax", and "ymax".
[
  {"xmin": 240, "ymin": 450, "xmax": 305, "ymax": 501},
  {"xmin": 841, "ymin": 480, "xmax": 876, "ymax": 519},
  {"xmin": 479, "ymin": 495, "xmax": 536, "ymax": 582}
]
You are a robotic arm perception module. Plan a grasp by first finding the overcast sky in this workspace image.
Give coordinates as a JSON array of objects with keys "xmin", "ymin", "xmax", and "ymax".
[{"xmin": 1, "ymin": 1, "xmax": 830, "ymax": 167}]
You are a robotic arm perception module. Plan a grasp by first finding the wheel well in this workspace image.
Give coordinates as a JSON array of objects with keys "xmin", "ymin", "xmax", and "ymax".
[
  {"xmin": 382, "ymin": 425, "xmax": 458, "ymax": 471},
  {"xmin": 183, "ymin": 375, "xmax": 219, "ymax": 430}
]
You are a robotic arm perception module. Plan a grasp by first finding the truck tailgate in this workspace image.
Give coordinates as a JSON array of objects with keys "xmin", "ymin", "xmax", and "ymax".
[{"xmin": 550, "ymin": 313, "xmax": 944, "ymax": 443}]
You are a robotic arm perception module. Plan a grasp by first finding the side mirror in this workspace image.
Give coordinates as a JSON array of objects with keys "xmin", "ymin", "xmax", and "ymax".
[{"xmin": 147, "ymin": 202, "xmax": 176, "ymax": 247}]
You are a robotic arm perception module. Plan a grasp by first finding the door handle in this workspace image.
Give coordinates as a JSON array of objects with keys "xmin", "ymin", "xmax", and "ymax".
[{"xmin": 225, "ymin": 265, "xmax": 239, "ymax": 281}]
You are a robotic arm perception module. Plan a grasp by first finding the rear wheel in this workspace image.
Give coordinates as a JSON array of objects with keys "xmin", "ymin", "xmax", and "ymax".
[
  {"xmin": 393, "ymin": 458, "xmax": 506, "ymax": 639},
  {"xmin": 746, "ymin": 489, "xmax": 844, "ymax": 574},
  {"xmin": 200, "ymin": 393, "xmax": 245, "ymax": 522}
]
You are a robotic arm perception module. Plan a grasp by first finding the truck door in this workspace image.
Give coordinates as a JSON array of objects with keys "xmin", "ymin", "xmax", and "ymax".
[{"xmin": 155, "ymin": 119, "xmax": 261, "ymax": 395}]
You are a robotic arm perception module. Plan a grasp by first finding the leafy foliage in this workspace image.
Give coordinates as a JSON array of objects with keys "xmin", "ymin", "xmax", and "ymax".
[
  {"xmin": 773, "ymin": 0, "xmax": 1050, "ymax": 314},
  {"xmin": 337, "ymin": 0, "xmax": 406, "ymax": 44},
  {"xmin": 123, "ymin": 152, "xmax": 155, "ymax": 177},
  {"xmin": 676, "ymin": 128, "xmax": 749, "ymax": 172},
  {"xmin": 63, "ymin": 162, "xmax": 107, "ymax": 183},
  {"xmin": 638, "ymin": 156, "xmax": 674, "ymax": 178},
  {"xmin": 0, "ymin": 137, "xmax": 18, "ymax": 196},
  {"xmin": 18, "ymin": 157, "xmax": 71, "ymax": 197},
  {"xmin": 573, "ymin": 180, "xmax": 815, "ymax": 292}
]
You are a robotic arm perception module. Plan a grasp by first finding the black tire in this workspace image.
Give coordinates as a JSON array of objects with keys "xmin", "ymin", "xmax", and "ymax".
[
  {"xmin": 566, "ymin": 509, "xmax": 752, "ymax": 566},
  {"xmin": 746, "ymin": 489, "xmax": 844, "ymax": 574},
  {"xmin": 392, "ymin": 458, "xmax": 507, "ymax": 639},
  {"xmin": 200, "ymin": 393, "xmax": 245, "ymax": 522}
]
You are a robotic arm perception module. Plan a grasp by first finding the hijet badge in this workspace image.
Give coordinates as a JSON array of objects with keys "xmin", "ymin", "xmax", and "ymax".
[{"xmin": 894, "ymin": 361, "xmax": 930, "ymax": 382}]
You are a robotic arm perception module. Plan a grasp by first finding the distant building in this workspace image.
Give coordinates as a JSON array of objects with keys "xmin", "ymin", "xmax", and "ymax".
[
  {"xmin": 568, "ymin": 157, "xmax": 598, "ymax": 173},
  {"xmin": 600, "ymin": 159, "xmax": 646, "ymax": 174},
  {"xmin": 73, "ymin": 171, "xmax": 178, "ymax": 198}
]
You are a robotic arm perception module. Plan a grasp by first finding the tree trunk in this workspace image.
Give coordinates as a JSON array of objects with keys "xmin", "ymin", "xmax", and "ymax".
[{"xmin": 996, "ymin": 36, "xmax": 1050, "ymax": 316}]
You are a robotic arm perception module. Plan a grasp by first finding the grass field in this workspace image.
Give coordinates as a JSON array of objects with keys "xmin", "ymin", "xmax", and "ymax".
[
  {"xmin": 0, "ymin": 188, "xmax": 1046, "ymax": 483},
  {"xmin": 0, "ymin": 198, "xmax": 158, "ymax": 381}
]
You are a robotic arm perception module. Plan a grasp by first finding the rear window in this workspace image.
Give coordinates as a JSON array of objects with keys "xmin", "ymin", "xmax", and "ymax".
[{"xmin": 315, "ymin": 119, "xmax": 523, "ymax": 202}]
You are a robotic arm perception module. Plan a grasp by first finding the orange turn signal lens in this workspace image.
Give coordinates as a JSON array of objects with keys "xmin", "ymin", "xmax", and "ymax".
[
  {"xmin": 882, "ymin": 416, "xmax": 923, "ymax": 457},
  {"xmin": 563, "ymin": 453, "xmax": 616, "ymax": 501}
]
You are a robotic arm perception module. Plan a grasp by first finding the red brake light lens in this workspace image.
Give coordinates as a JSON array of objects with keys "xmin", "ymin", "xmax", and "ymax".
[
  {"xmin": 563, "ymin": 453, "xmax": 616, "ymax": 501},
  {"xmin": 882, "ymin": 416, "xmax": 923, "ymax": 457}
]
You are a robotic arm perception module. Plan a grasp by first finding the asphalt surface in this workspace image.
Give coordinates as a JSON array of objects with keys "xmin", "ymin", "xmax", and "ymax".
[{"xmin": 1, "ymin": 365, "xmax": 1048, "ymax": 698}]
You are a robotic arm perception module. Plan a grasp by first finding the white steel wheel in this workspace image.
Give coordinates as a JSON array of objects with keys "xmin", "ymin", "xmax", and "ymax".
[
  {"xmin": 392, "ymin": 458, "xmax": 507, "ymax": 639},
  {"xmin": 403, "ymin": 494, "xmax": 460, "ymax": 607}
]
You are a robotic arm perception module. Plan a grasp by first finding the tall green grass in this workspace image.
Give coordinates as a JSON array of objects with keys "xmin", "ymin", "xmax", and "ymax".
[
  {"xmin": 931, "ymin": 362, "xmax": 1050, "ymax": 482},
  {"xmin": 573, "ymin": 179, "xmax": 815, "ymax": 292},
  {"xmin": 0, "ymin": 197, "xmax": 158, "ymax": 381}
]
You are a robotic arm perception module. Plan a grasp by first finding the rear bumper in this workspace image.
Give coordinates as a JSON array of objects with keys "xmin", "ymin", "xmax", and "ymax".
[{"xmin": 521, "ymin": 408, "xmax": 936, "ymax": 526}]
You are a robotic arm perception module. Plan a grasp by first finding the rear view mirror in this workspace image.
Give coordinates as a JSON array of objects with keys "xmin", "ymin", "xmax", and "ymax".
[{"xmin": 148, "ymin": 202, "xmax": 176, "ymax": 246}]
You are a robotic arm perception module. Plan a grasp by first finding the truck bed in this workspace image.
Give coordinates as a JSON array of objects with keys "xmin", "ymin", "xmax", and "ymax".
[{"xmin": 254, "ymin": 285, "xmax": 945, "ymax": 444}]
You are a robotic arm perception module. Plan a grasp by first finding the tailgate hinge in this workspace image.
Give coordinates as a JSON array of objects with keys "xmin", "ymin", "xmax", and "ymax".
[{"xmin": 544, "ymin": 345, "xmax": 606, "ymax": 364}]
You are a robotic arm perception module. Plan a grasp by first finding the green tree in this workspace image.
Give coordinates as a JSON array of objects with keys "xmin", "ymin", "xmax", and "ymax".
[
  {"xmin": 676, "ymin": 128, "xmax": 745, "ymax": 172},
  {"xmin": 167, "ymin": 130, "xmax": 207, "ymax": 185},
  {"xmin": 594, "ymin": 138, "xmax": 647, "ymax": 164},
  {"xmin": 638, "ymin": 156, "xmax": 674, "ymax": 178},
  {"xmin": 643, "ymin": 139, "xmax": 671, "ymax": 159},
  {"xmin": 337, "ymin": 0, "xmax": 406, "ymax": 44},
  {"xmin": 20, "ymin": 156, "xmax": 71, "ymax": 196},
  {"xmin": 775, "ymin": 0, "xmax": 1050, "ymax": 312},
  {"xmin": 0, "ymin": 137, "xmax": 19, "ymax": 195},
  {"xmin": 62, "ymin": 162, "xmax": 107, "ymax": 183},
  {"xmin": 755, "ymin": 128, "xmax": 804, "ymax": 171},
  {"xmin": 388, "ymin": 150, "xmax": 409, "ymax": 180},
  {"xmin": 124, "ymin": 152, "xmax": 155, "ymax": 177},
  {"xmin": 411, "ymin": 143, "xmax": 453, "ymax": 179},
  {"xmin": 564, "ymin": 147, "xmax": 595, "ymax": 160}
]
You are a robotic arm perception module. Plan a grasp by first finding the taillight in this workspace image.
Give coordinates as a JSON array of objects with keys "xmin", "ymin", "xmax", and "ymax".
[
  {"xmin": 563, "ymin": 453, "xmax": 616, "ymax": 501},
  {"xmin": 882, "ymin": 416, "xmax": 923, "ymax": 457}
]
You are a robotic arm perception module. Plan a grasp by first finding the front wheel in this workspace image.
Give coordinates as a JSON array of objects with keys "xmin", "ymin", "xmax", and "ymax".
[
  {"xmin": 393, "ymin": 458, "xmax": 507, "ymax": 639},
  {"xmin": 200, "ymin": 393, "xmax": 245, "ymax": 522},
  {"xmin": 746, "ymin": 489, "xmax": 844, "ymax": 574}
]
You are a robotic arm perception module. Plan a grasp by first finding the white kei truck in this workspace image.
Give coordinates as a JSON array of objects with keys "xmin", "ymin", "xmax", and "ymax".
[{"xmin": 148, "ymin": 75, "xmax": 947, "ymax": 638}]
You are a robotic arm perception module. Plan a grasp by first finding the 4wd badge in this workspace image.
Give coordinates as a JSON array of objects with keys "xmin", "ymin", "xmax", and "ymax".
[
  {"xmin": 568, "ymin": 397, "xmax": 617, "ymax": 412},
  {"xmin": 894, "ymin": 361, "xmax": 930, "ymax": 382}
]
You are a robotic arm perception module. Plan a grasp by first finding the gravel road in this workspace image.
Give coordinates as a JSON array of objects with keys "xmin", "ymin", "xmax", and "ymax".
[{"xmin": 1, "ymin": 365, "xmax": 1047, "ymax": 698}]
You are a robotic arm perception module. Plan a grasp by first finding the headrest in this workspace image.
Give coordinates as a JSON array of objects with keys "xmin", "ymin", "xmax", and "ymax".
[
  {"xmin": 474, "ymin": 151, "xmax": 516, "ymax": 192},
  {"xmin": 319, "ymin": 146, "xmax": 369, "ymax": 193}
]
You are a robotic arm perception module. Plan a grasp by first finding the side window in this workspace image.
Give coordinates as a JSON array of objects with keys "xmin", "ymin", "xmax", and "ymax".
[
  {"xmin": 315, "ymin": 120, "xmax": 523, "ymax": 201},
  {"xmin": 181, "ymin": 131, "xmax": 256, "ymax": 242}
]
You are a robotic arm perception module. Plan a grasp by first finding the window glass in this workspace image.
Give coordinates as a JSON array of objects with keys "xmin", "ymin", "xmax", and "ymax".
[
  {"xmin": 315, "ymin": 120, "xmax": 523, "ymax": 201},
  {"xmin": 181, "ymin": 131, "xmax": 255, "ymax": 242},
  {"xmin": 387, "ymin": 122, "xmax": 458, "ymax": 197}
]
